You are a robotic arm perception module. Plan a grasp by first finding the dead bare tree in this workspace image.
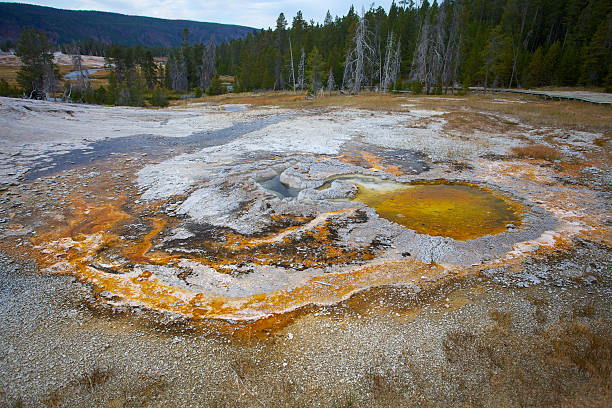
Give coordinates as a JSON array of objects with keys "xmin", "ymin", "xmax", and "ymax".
[
  {"xmin": 374, "ymin": 20, "xmax": 382, "ymax": 91},
  {"xmin": 42, "ymin": 62, "xmax": 56, "ymax": 100},
  {"xmin": 297, "ymin": 48, "xmax": 305, "ymax": 90},
  {"xmin": 289, "ymin": 37, "xmax": 296, "ymax": 92},
  {"xmin": 410, "ymin": 15, "xmax": 435, "ymax": 93},
  {"xmin": 507, "ymin": 0, "xmax": 537, "ymax": 88},
  {"xmin": 69, "ymin": 43, "xmax": 89, "ymax": 93},
  {"xmin": 441, "ymin": 1, "xmax": 462, "ymax": 93},
  {"xmin": 392, "ymin": 39, "xmax": 402, "ymax": 87},
  {"xmin": 382, "ymin": 32, "xmax": 401, "ymax": 92},
  {"xmin": 410, "ymin": 1, "xmax": 462, "ymax": 94},
  {"xmin": 327, "ymin": 66, "xmax": 335, "ymax": 95},
  {"xmin": 167, "ymin": 49, "xmax": 188, "ymax": 91},
  {"xmin": 200, "ymin": 39, "xmax": 216, "ymax": 90},
  {"xmin": 343, "ymin": 9, "xmax": 376, "ymax": 94}
]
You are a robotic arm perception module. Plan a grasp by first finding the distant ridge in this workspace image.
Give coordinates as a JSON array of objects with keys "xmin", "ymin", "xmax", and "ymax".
[{"xmin": 0, "ymin": 2, "xmax": 256, "ymax": 47}]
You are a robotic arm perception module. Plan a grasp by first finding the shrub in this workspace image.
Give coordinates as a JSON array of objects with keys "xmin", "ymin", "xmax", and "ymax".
[
  {"xmin": 149, "ymin": 87, "xmax": 169, "ymax": 107},
  {"xmin": 79, "ymin": 86, "xmax": 112, "ymax": 105},
  {"xmin": 207, "ymin": 76, "xmax": 226, "ymax": 96},
  {"xmin": 461, "ymin": 76, "xmax": 471, "ymax": 95},
  {"xmin": 604, "ymin": 69, "xmax": 612, "ymax": 93},
  {"xmin": 510, "ymin": 144, "xmax": 563, "ymax": 161},
  {"xmin": 408, "ymin": 81, "xmax": 423, "ymax": 95},
  {"xmin": 70, "ymin": 88, "xmax": 83, "ymax": 102},
  {"xmin": 432, "ymin": 83, "xmax": 443, "ymax": 95},
  {"xmin": 392, "ymin": 79, "xmax": 404, "ymax": 91},
  {"xmin": 0, "ymin": 78, "xmax": 21, "ymax": 97},
  {"xmin": 193, "ymin": 87, "xmax": 203, "ymax": 98}
]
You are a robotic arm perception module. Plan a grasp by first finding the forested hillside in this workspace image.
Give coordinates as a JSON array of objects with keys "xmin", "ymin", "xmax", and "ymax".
[
  {"xmin": 0, "ymin": 2, "xmax": 254, "ymax": 48},
  {"xmin": 217, "ymin": 0, "xmax": 612, "ymax": 92}
]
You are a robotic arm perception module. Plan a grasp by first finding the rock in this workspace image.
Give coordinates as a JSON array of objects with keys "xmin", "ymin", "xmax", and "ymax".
[
  {"xmin": 297, "ymin": 180, "xmax": 357, "ymax": 201},
  {"xmin": 279, "ymin": 158, "xmax": 365, "ymax": 189}
]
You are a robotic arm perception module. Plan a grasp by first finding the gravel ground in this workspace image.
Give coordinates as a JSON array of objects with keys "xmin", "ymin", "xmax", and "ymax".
[{"xmin": 1, "ymin": 243, "xmax": 609, "ymax": 407}]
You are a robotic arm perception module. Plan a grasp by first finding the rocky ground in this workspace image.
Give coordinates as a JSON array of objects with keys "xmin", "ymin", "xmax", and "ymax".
[{"xmin": 0, "ymin": 93, "xmax": 610, "ymax": 407}]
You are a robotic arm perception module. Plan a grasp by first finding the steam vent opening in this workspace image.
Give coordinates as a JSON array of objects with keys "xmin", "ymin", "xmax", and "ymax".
[
  {"xmin": 349, "ymin": 179, "xmax": 522, "ymax": 240},
  {"xmin": 259, "ymin": 174, "xmax": 300, "ymax": 198}
]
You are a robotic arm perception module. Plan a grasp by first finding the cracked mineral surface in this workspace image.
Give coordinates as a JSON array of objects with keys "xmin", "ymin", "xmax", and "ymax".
[{"xmin": 0, "ymin": 94, "xmax": 610, "ymax": 406}]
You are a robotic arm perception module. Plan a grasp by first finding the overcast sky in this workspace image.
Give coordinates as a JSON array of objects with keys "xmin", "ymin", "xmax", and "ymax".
[{"xmin": 19, "ymin": 1, "xmax": 394, "ymax": 29}]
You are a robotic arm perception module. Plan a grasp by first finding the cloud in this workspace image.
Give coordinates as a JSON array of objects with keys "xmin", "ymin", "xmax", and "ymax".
[{"xmin": 20, "ymin": 0, "xmax": 384, "ymax": 28}]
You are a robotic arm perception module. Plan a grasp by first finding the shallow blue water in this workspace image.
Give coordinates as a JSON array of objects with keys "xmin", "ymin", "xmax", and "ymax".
[{"xmin": 64, "ymin": 68, "xmax": 103, "ymax": 79}]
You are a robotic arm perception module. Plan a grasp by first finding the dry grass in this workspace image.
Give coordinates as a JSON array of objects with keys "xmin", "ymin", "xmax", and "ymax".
[
  {"xmin": 57, "ymin": 64, "xmax": 73, "ymax": 76},
  {"xmin": 346, "ymin": 292, "xmax": 611, "ymax": 407},
  {"xmin": 460, "ymin": 95, "xmax": 612, "ymax": 133},
  {"xmin": 0, "ymin": 65, "xmax": 20, "ymax": 86},
  {"xmin": 365, "ymin": 368, "xmax": 404, "ymax": 406},
  {"xmin": 442, "ymin": 111, "xmax": 520, "ymax": 134},
  {"xmin": 441, "ymin": 315, "xmax": 611, "ymax": 407},
  {"xmin": 177, "ymin": 91, "xmax": 612, "ymax": 135},
  {"xmin": 400, "ymin": 93, "xmax": 612, "ymax": 134},
  {"xmin": 230, "ymin": 356, "xmax": 258, "ymax": 380},
  {"xmin": 43, "ymin": 367, "xmax": 111, "ymax": 407},
  {"xmin": 331, "ymin": 396, "xmax": 358, "ymax": 408},
  {"xmin": 99, "ymin": 372, "xmax": 170, "ymax": 408},
  {"xmin": 510, "ymin": 144, "xmax": 563, "ymax": 161},
  {"xmin": 490, "ymin": 309, "xmax": 513, "ymax": 328},
  {"xmin": 573, "ymin": 303, "xmax": 596, "ymax": 318},
  {"xmin": 2, "ymin": 70, "xmax": 605, "ymax": 134},
  {"xmin": 0, "ymin": 64, "xmax": 110, "ymax": 89},
  {"xmin": 174, "ymin": 91, "xmax": 444, "ymax": 112}
]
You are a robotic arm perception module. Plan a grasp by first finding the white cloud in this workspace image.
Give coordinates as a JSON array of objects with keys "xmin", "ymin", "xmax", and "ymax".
[{"xmin": 20, "ymin": 0, "xmax": 389, "ymax": 28}]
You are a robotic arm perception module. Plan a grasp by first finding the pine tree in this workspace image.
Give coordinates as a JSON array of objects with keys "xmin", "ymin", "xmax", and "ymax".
[
  {"xmin": 306, "ymin": 46, "xmax": 325, "ymax": 92},
  {"xmin": 324, "ymin": 11, "xmax": 333, "ymax": 26},
  {"xmin": 479, "ymin": 25, "xmax": 504, "ymax": 93},
  {"xmin": 140, "ymin": 50, "xmax": 158, "ymax": 89},
  {"xmin": 604, "ymin": 64, "xmax": 612, "ymax": 92},
  {"xmin": 525, "ymin": 47, "xmax": 546, "ymax": 87},
  {"xmin": 16, "ymin": 27, "xmax": 58, "ymax": 99},
  {"xmin": 558, "ymin": 44, "xmax": 581, "ymax": 86},
  {"xmin": 275, "ymin": 13, "xmax": 288, "ymax": 89},
  {"xmin": 581, "ymin": 19, "xmax": 611, "ymax": 86},
  {"xmin": 543, "ymin": 42, "xmax": 562, "ymax": 86}
]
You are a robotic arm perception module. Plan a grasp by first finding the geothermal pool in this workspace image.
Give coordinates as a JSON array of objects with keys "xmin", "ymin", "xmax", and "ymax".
[
  {"xmin": 348, "ymin": 178, "xmax": 522, "ymax": 240},
  {"xmin": 275, "ymin": 175, "xmax": 522, "ymax": 240}
]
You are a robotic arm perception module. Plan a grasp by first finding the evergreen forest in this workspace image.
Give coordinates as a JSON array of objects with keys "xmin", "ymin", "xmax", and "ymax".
[
  {"xmin": 218, "ymin": 0, "xmax": 612, "ymax": 93},
  {"xmin": 3, "ymin": 0, "xmax": 611, "ymax": 105}
]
